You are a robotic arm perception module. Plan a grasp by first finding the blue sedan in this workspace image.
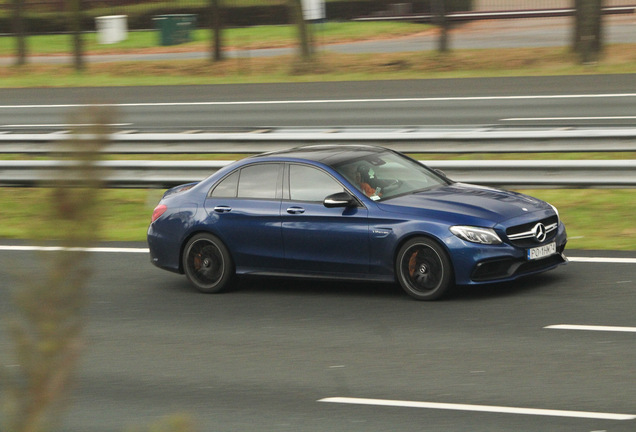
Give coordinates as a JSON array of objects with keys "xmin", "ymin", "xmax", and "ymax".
[{"xmin": 148, "ymin": 145, "xmax": 567, "ymax": 300}]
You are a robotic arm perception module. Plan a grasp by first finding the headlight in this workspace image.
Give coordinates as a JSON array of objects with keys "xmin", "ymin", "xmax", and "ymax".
[
  {"xmin": 450, "ymin": 226, "xmax": 502, "ymax": 245},
  {"xmin": 548, "ymin": 203, "xmax": 560, "ymax": 223}
]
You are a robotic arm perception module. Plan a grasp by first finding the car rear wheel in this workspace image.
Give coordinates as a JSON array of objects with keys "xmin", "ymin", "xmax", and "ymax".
[
  {"xmin": 396, "ymin": 237, "xmax": 453, "ymax": 301},
  {"xmin": 183, "ymin": 233, "xmax": 234, "ymax": 293}
]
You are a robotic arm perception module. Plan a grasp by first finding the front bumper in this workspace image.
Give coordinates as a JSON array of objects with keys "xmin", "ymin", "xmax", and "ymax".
[
  {"xmin": 471, "ymin": 249, "xmax": 567, "ymax": 282},
  {"xmin": 449, "ymin": 222, "xmax": 568, "ymax": 286}
]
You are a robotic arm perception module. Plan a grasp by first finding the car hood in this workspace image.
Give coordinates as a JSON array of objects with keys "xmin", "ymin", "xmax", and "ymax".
[{"xmin": 376, "ymin": 183, "xmax": 551, "ymax": 226}]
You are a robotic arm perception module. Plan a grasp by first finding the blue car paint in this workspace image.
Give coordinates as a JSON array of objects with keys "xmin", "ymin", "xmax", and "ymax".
[
  {"xmin": 281, "ymin": 201, "xmax": 371, "ymax": 276},
  {"xmin": 148, "ymin": 146, "xmax": 567, "ymax": 289},
  {"xmin": 203, "ymin": 197, "xmax": 285, "ymax": 271}
]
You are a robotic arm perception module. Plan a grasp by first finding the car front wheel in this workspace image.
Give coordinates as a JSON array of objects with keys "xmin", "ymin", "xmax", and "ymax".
[
  {"xmin": 183, "ymin": 233, "xmax": 234, "ymax": 293},
  {"xmin": 396, "ymin": 237, "xmax": 453, "ymax": 301}
]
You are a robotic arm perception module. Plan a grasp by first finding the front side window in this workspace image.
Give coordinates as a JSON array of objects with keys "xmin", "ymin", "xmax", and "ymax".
[
  {"xmin": 332, "ymin": 151, "xmax": 449, "ymax": 200},
  {"xmin": 289, "ymin": 164, "xmax": 344, "ymax": 202}
]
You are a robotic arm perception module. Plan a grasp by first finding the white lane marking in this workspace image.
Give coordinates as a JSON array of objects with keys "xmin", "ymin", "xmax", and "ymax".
[
  {"xmin": 502, "ymin": 116, "xmax": 636, "ymax": 121},
  {"xmin": 545, "ymin": 325, "xmax": 636, "ymax": 333},
  {"xmin": 0, "ymin": 245, "xmax": 148, "ymax": 253},
  {"xmin": 318, "ymin": 397, "xmax": 636, "ymax": 421},
  {"xmin": 0, "ymin": 246, "xmax": 633, "ymax": 263},
  {"xmin": 1, "ymin": 123, "xmax": 132, "ymax": 128},
  {"xmin": 1, "ymin": 93, "xmax": 636, "ymax": 109},
  {"xmin": 568, "ymin": 257, "xmax": 636, "ymax": 264}
]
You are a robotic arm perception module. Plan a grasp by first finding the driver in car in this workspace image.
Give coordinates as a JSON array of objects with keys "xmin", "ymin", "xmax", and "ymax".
[{"xmin": 355, "ymin": 166, "xmax": 381, "ymax": 198}]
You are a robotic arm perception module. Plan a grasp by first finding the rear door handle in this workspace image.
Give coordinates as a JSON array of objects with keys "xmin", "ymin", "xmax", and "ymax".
[
  {"xmin": 286, "ymin": 206, "xmax": 305, "ymax": 215},
  {"xmin": 214, "ymin": 206, "xmax": 232, "ymax": 213}
]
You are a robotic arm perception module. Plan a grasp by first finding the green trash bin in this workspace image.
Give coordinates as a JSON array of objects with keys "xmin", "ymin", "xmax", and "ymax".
[{"xmin": 153, "ymin": 14, "xmax": 197, "ymax": 46}]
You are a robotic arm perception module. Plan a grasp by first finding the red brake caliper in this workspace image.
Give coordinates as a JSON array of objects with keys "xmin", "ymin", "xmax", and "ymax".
[{"xmin": 408, "ymin": 251, "xmax": 418, "ymax": 278}]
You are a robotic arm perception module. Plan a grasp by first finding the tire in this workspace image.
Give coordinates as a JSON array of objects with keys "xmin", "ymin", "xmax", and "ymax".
[
  {"xmin": 396, "ymin": 237, "xmax": 454, "ymax": 301},
  {"xmin": 182, "ymin": 233, "xmax": 235, "ymax": 293}
]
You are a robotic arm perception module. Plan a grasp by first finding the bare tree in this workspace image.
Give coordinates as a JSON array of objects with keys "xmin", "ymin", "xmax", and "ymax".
[{"xmin": 573, "ymin": 0, "xmax": 603, "ymax": 63}]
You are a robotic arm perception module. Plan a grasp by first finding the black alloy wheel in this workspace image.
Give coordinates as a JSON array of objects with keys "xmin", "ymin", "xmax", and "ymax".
[
  {"xmin": 396, "ymin": 237, "xmax": 453, "ymax": 301},
  {"xmin": 183, "ymin": 233, "xmax": 234, "ymax": 293}
]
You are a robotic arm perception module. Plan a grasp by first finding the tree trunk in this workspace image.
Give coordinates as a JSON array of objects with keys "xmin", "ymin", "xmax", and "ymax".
[
  {"xmin": 573, "ymin": 0, "xmax": 603, "ymax": 63},
  {"xmin": 432, "ymin": 0, "xmax": 449, "ymax": 53},
  {"xmin": 69, "ymin": 0, "xmax": 84, "ymax": 71},
  {"xmin": 12, "ymin": 0, "xmax": 27, "ymax": 66},
  {"xmin": 209, "ymin": 0, "xmax": 223, "ymax": 62},
  {"xmin": 290, "ymin": 0, "xmax": 312, "ymax": 60}
]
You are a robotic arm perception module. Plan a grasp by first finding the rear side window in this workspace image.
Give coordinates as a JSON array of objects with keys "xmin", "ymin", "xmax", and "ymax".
[
  {"xmin": 210, "ymin": 171, "xmax": 239, "ymax": 198},
  {"xmin": 210, "ymin": 164, "xmax": 281, "ymax": 199}
]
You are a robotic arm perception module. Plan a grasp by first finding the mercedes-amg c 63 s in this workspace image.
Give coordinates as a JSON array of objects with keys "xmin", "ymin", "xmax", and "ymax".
[{"xmin": 148, "ymin": 145, "xmax": 567, "ymax": 300}]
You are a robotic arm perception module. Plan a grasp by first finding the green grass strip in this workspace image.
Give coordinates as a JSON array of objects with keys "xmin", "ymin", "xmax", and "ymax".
[{"xmin": 1, "ymin": 187, "xmax": 634, "ymax": 250}]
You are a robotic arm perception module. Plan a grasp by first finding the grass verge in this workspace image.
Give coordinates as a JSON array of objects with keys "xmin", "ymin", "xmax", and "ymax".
[
  {"xmin": 0, "ymin": 33, "xmax": 635, "ymax": 87},
  {"xmin": 0, "ymin": 185, "xmax": 634, "ymax": 250}
]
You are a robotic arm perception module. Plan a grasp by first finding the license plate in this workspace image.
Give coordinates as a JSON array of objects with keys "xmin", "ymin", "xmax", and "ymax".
[{"xmin": 527, "ymin": 242, "xmax": 557, "ymax": 260}]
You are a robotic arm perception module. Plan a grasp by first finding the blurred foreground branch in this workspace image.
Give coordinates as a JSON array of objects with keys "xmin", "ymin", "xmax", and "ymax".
[{"xmin": 1, "ymin": 107, "xmax": 112, "ymax": 432}]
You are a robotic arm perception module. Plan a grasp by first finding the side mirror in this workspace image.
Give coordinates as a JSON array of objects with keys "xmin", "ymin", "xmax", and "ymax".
[{"xmin": 324, "ymin": 191, "xmax": 357, "ymax": 208}]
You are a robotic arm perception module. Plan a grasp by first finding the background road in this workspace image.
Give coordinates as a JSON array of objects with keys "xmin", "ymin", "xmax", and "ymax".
[
  {"xmin": 1, "ymin": 75, "xmax": 636, "ymax": 132},
  {"xmin": 1, "ymin": 246, "xmax": 635, "ymax": 431}
]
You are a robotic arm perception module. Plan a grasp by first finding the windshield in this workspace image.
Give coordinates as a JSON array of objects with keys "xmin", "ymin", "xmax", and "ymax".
[{"xmin": 332, "ymin": 151, "xmax": 450, "ymax": 201}]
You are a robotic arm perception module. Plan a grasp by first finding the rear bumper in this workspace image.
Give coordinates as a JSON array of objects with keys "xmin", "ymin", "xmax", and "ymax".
[{"xmin": 147, "ymin": 225, "xmax": 183, "ymax": 274}]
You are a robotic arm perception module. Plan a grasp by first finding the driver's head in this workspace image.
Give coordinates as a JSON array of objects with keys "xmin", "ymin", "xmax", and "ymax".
[{"xmin": 356, "ymin": 165, "xmax": 368, "ymax": 183}]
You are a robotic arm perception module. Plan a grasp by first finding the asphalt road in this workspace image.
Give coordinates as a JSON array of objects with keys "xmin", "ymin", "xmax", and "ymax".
[
  {"xmin": 2, "ymin": 25, "xmax": 636, "ymax": 429},
  {"xmin": 1, "ymin": 74, "xmax": 636, "ymax": 132},
  {"xmin": 1, "ymin": 246, "xmax": 635, "ymax": 431}
]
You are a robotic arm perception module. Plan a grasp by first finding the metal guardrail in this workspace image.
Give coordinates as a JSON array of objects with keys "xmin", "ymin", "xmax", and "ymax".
[
  {"xmin": 2, "ymin": 128, "xmax": 635, "ymax": 188},
  {"xmin": 1, "ymin": 159, "xmax": 635, "ymax": 189},
  {"xmin": 2, "ymin": 128, "xmax": 636, "ymax": 154}
]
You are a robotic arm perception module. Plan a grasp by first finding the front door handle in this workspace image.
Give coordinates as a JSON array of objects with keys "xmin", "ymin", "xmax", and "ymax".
[
  {"xmin": 286, "ymin": 206, "xmax": 305, "ymax": 215},
  {"xmin": 214, "ymin": 206, "xmax": 232, "ymax": 213}
]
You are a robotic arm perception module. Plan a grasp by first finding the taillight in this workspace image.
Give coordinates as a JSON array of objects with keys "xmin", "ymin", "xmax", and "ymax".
[{"xmin": 151, "ymin": 204, "xmax": 167, "ymax": 223}]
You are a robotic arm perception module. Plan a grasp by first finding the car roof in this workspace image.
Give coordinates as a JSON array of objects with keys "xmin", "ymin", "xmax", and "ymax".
[{"xmin": 251, "ymin": 145, "xmax": 390, "ymax": 166}]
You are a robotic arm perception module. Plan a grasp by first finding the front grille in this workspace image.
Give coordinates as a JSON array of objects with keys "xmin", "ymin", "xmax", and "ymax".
[{"xmin": 506, "ymin": 216, "xmax": 558, "ymax": 248}]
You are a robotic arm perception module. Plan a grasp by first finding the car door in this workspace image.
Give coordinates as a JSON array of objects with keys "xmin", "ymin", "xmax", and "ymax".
[
  {"xmin": 281, "ymin": 163, "xmax": 370, "ymax": 276},
  {"xmin": 204, "ymin": 163, "xmax": 284, "ymax": 271}
]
